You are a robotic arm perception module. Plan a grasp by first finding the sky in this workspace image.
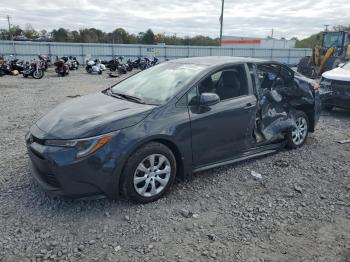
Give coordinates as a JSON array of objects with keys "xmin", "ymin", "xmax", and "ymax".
[{"xmin": 1, "ymin": 0, "xmax": 349, "ymax": 40}]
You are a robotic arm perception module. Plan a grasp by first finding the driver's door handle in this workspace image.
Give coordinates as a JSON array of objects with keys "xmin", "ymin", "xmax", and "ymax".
[{"xmin": 244, "ymin": 102, "xmax": 255, "ymax": 109}]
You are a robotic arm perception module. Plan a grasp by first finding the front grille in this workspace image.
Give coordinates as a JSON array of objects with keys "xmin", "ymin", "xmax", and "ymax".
[
  {"xmin": 31, "ymin": 157, "xmax": 61, "ymax": 188},
  {"xmin": 44, "ymin": 173, "xmax": 61, "ymax": 188},
  {"xmin": 332, "ymin": 80, "xmax": 350, "ymax": 90}
]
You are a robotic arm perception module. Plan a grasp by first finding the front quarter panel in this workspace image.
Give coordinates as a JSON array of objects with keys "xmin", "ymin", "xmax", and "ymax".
[{"xmin": 113, "ymin": 101, "xmax": 192, "ymax": 191}]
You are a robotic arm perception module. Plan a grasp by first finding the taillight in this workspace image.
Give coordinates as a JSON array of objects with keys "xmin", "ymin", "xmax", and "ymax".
[{"xmin": 312, "ymin": 82, "xmax": 320, "ymax": 92}]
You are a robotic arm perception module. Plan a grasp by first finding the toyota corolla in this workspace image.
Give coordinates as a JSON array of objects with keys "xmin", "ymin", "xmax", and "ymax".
[{"xmin": 26, "ymin": 57, "xmax": 321, "ymax": 203}]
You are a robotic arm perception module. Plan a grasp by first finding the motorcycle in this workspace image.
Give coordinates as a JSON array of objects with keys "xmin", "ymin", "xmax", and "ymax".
[
  {"xmin": 68, "ymin": 56, "xmax": 79, "ymax": 70},
  {"xmin": 8, "ymin": 56, "xmax": 26, "ymax": 73},
  {"xmin": 54, "ymin": 57, "xmax": 70, "ymax": 76},
  {"xmin": 38, "ymin": 54, "xmax": 50, "ymax": 71},
  {"xmin": 131, "ymin": 57, "xmax": 142, "ymax": 69},
  {"xmin": 23, "ymin": 59, "xmax": 44, "ymax": 79},
  {"xmin": 151, "ymin": 57, "xmax": 159, "ymax": 66},
  {"xmin": 118, "ymin": 56, "xmax": 133, "ymax": 72},
  {"xmin": 85, "ymin": 59, "xmax": 103, "ymax": 74},
  {"xmin": 141, "ymin": 57, "xmax": 151, "ymax": 70},
  {"xmin": 0, "ymin": 56, "xmax": 5, "ymax": 76}
]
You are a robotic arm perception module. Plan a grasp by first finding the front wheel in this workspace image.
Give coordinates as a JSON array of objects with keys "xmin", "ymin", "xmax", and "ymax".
[
  {"xmin": 122, "ymin": 142, "xmax": 176, "ymax": 203},
  {"xmin": 33, "ymin": 69, "xmax": 44, "ymax": 79},
  {"xmin": 287, "ymin": 111, "xmax": 309, "ymax": 149}
]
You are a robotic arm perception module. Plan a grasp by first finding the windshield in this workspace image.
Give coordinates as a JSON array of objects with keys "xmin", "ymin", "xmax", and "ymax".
[
  {"xmin": 111, "ymin": 62, "xmax": 207, "ymax": 104},
  {"xmin": 323, "ymin": 32, "xmax": 344, "ymax": 48}
]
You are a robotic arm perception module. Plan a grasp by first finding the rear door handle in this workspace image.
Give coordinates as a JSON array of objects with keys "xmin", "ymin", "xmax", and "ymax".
[{"xmin": 244, "ymin": 102, "xmax": 255, "ymax": 109}]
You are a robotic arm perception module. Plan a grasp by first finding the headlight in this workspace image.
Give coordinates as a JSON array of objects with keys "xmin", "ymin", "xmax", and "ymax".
[{"xmin": 45, "ymin": 131, "xmax": 118, "ymax": 159}]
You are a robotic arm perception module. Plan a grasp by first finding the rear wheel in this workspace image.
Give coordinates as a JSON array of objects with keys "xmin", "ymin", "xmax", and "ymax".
[
  {"xmin": 122, "ymin": 142, "xmax": 176, "ymax": 203},
  {"xmin": 287, "ymin": 111, "xmax": 309, "ymax": 149}
]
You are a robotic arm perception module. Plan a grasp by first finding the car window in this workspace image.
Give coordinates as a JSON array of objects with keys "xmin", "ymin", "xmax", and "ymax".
[
  {"xmin": 257, "ymin": 63, "xmax": 293, "ymax": 91},
  {"xmin": 197, "ymin": 64, "xmax": 248, "ymax": 101},
  {"xmin": 111, "ymin": 62, "xmax": 207, "ymax": 105}
]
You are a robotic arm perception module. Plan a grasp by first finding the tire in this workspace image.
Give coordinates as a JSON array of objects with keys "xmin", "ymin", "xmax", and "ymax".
[
  {"xmin": 122, "ymin": 142, "xmax": 177, "ymax": 204},
  {"xmin": 86, "ymin": 66, "xmax": 92, "ymax": 73},
  {"xmin": 287, "ymin": 111, "xmax": 309, "ymax": 149},
  {"xmin": 33, "ymin": 70, "xmax": 44, "ymax": 79}
]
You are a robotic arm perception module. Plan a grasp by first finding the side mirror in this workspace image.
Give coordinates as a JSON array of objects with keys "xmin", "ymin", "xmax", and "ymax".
[{"xmin": 199, "ymin": 93, "xmax": 220, "ymax": 107}]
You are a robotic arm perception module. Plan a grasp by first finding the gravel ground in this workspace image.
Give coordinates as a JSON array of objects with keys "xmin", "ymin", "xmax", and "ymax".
[{"xmin": 0, "ymin": 68, "xmax": 350, "ymax": 262}]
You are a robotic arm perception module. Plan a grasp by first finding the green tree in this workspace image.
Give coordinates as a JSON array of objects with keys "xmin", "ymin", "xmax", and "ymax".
[
  {"xmin": 52, "ymin": 28, "xmax": 69, "ymax": 42},
  {"xmin": 142, "ymin": 29, "xmax": 155, "ymax": 44},
  {"xmin": 295, "ymin": 32, "xmax": 323, "ymax": 48},
  {"xmin": 23, "ymin": 24, "xmax": 38, "ymax": 39},
  {"xmin": 111, "ymin": 28, "xmax": 130, "ymax": 44}
]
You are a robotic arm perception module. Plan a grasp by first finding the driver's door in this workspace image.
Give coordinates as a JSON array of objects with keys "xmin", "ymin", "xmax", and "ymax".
[{"xmin": 188, "ymin": 64, "xmax": 257, "ymax": 167}]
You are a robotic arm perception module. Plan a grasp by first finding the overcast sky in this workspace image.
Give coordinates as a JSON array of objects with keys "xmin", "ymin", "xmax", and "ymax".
[{"xmin": 1, "ymin": 0, "xmax": 350, "ymax": 39}]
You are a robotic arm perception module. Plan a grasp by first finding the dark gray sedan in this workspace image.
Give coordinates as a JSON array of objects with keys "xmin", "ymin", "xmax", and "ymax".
[{"xmin": 26, "ymin": 57, "xmax": 321, "ymax": 203}]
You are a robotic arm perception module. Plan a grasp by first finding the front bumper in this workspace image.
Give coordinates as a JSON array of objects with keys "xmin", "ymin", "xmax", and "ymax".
[
  {"xmin": 320, "ymin": 79, "xmax": 350, "ymax": 109},
  {"xmin": 26, "ymin": 131, "xmax": 124, "ymax": 199}
]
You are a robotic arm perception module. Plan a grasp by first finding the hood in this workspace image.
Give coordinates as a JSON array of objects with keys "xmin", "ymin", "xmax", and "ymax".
[
  {"xmin": 322, "ymin": 67, "xmax": 350, "ymax": 82},
  {"xmin": 32, "ymin": 92, "xmax": 155, "ymax": 139}
]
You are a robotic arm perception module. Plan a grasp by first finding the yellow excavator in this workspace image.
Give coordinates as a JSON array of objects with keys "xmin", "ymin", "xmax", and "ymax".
[{"xmin": 297, "ymin": 31, "xmax": 350, "ymax": 78}]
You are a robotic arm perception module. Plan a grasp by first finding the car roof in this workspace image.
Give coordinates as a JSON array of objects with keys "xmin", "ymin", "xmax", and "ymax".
[{"xmin": 168, "ymin": 56, "xmax": 270, "ymax": 66}]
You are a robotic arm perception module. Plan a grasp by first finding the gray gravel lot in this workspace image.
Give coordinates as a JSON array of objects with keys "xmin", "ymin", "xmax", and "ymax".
[{"xmin": 0, "ymin": 68, "xmax": 350, "ymax": 262}]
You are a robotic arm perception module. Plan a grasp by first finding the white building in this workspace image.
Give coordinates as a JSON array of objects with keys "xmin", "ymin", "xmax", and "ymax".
[{"xmin": 221, "ymin": 36, "xmax": 296, "ymax": 49}]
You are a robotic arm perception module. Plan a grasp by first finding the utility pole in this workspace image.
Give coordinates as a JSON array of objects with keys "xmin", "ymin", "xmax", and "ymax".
[
  {"xmin": 7, "ymin": 15, "xmax": 12, "ymax": 40},
  {"xmin": 6, "ymin": 15, "xmax": 16, "ymax": 55},
  {"xmin": 324, "ymin": 24, "xmax": 330, "ymax": 32},
  {"xmin": 219, "ymin": 0, "xmax": 224, "ymax": 46}
]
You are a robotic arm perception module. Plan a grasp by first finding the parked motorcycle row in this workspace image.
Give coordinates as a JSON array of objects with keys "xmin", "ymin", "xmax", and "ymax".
[
  {"xmin": 84, "ymin": 56, "xmax": 159, "ymax": 77},
  {"xmin": 0, "ymin": 55, "xmax": 50, "ymax": 79},
  {"xmin": 1, "ymin": 54, "xmax": 159, "ymax": 79}
]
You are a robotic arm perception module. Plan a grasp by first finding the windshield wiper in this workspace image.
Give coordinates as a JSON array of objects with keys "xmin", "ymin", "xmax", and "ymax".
[{"xmin": 110, "ymin": 90, "xmax": 146, "ymax": 104}]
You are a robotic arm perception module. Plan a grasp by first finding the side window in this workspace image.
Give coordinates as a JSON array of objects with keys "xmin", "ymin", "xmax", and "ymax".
[
  {"xmin": 198, "ymin": 64, "xmax": 248, "ymax": 101},
  {"xmin": 187, "ymin": 86, "xmax": 198, "ymax": 106},
  {"xmin": 257, "ymin": 64, "xmax": 292, "ymax": 91}
]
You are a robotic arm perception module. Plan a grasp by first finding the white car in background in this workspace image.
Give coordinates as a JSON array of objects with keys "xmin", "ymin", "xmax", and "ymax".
[{"xmin": 320, "ymin": 62, "xmax": 350, "ymax": 110}]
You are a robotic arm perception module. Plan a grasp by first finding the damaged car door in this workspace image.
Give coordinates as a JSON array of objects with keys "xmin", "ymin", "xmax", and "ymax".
[
  {"xmin": 252, "ymin": 63, "xmax": 297, "ymax": 143},
  {"xmin": 188, "ymin": 64, "xmax": 257, "ymax": 167}
]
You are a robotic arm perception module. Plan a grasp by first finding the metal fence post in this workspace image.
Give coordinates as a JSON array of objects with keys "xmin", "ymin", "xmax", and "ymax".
[
  {"xmin": 187, "ymin": 46, "xmax": 190, "ymax": 57},
  {"xmin": 139, "ymin": 46, "xmax": 142, "ymax": 57},
  {"xmin": 288, "ymin": 48, "xmax": 291, "ymax": 64},
  {"xmin": 111, "ymin": 44, "xmax": 114, "ymax": 57},
  {"xmin": 48, "ymin": 43, "xmax": 51, "ymax": 59},
  {"xmin": 81, "ymin": 44, "xmax": 84, "ymax": 64},
  {"xmin": 270, "ymin": 49, "xmax": 273, "ymax": 60},
  {"xmin": 231, "ymin": 48, "xmax": 234, "ymax": 57},
  {"xmin": 164, "ymin": 46, "xmax": 167, "ymax": 60}
]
